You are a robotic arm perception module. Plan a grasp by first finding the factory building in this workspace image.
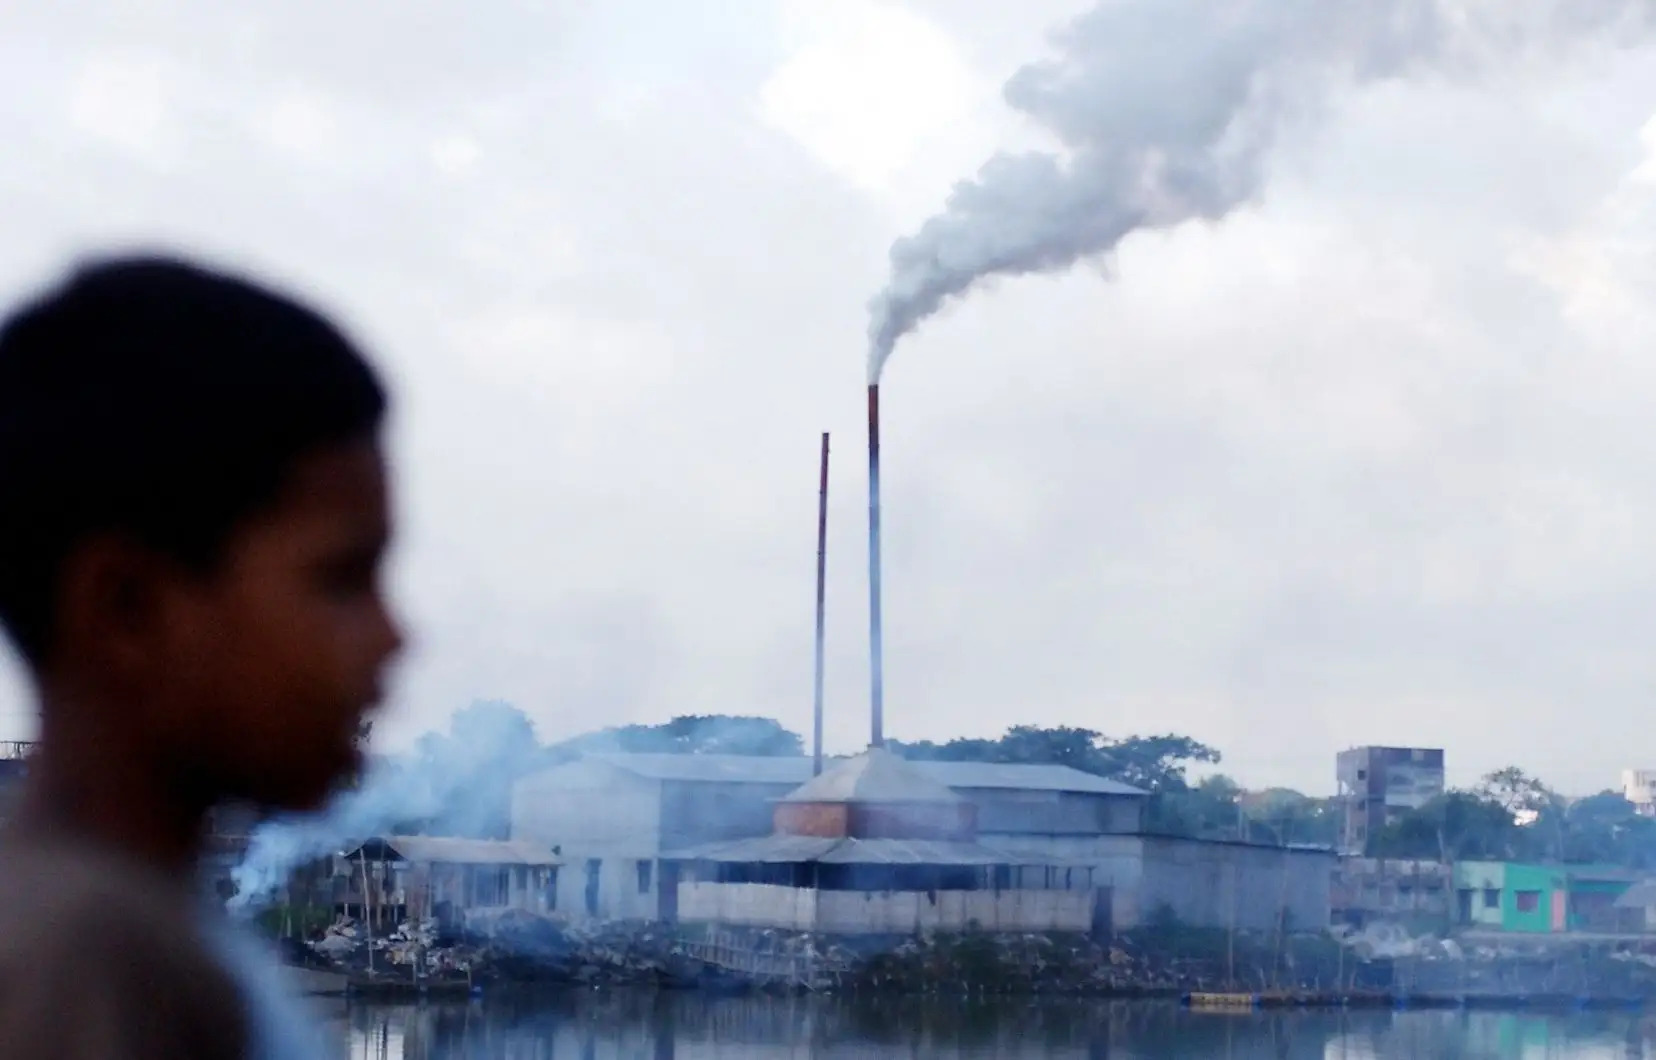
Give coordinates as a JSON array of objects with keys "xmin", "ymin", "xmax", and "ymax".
[
  {"xmin": 671, "ymin": 747, "xmax": 1098, "ymax": 935},
  {"xmin": 511, "ymin": 749, "xmax": 1333, "ymax": 934}
]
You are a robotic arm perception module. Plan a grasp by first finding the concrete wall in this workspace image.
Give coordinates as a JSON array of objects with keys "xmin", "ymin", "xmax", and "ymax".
[
  {"xmin": 1454, "ymin": 861, "xmax": 1506, "ymax": 928},
  {"xmin": 1502, "ymin": 863, "xmax": 1565, "ymax": 933},
  {"xmin": 982, "ymin": 833, "xmax": 1147, "ymax": 924},
  {"xmin": 983, "ymin": 833, "xmax": 1333, "ymax": 932},
  {"xmin": 513, "ymin": 760, "xmax": 663, "ymax": 858},
  {"xmin": 678, "ymin": 883, "xmax": 1093, "ymax": 934},
  {"xmin": 679, "ymin": 883, "xmax": 817, "ymax": 930},
  {"xmin": 545, "ymin": 855, "xmax": 662, "ymax": 921},
  {"xmin": 815, "ymin": 888, "xmax": 1092, "ymax": 934},
  {"xmin": 513, "ymin": 761, "xmax": 665, "ymax": 920},
  {"xmin": 1136, "ymin": 837, "xmax": 1333, "ymax": 933},
  {"xmin": 659, "ymin": 780, "xmax": 796, "ymax": 850}
]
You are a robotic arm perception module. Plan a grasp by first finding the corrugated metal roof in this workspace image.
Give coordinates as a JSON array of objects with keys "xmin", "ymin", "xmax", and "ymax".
[
  {"xmin": 1615, "ymin": 880, "xmax": 1656, "ymax": 909},
  {"xmin": 585, "ymin": 752, "xmax": 810, "ymax": 785},
  {"xmin": 909, "ymin": 761, "xmax": 1146, "ymax": 797},
  {"xmin": 781, "ymin": 748, "xmax": 963, "ymax": 805},
  {"xmin": 345, "ymin": 836, "xmax": 561, "ymax": 866},
  {"xmin": 580, "ymin": 752, "xmax": 1147, "ymax": 797},
  {"xmin": 667, "ymin": 834, "xmax": 1079, "ymax": 866}
]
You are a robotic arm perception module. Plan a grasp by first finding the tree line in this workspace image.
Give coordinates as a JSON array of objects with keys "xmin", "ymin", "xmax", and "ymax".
[{"xmin": 391, "ymin": 704, "xmax": 1656, "ymax": 869}]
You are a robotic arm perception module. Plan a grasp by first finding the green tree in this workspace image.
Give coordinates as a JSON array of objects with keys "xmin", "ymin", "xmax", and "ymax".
[
  {"xmin": 892, "ymin": 726, "xmax": 1219, "ymax": 792},
  {"xmin": 1476, "ymin": 767, "xmax": 1566, "ymax": 861},
  {"xmin": 1243, "ymin": 788, "xmax": 1340, "ymax": 848},
  {"xmin": 1149, "ymin": 774, "xmax": 1243, "ymax": 838},
  {"xmin": 552, "ymin": 714, "xmax": 804, "ymax": 758},
  {"xmin": 1369, "ymin": 790, "xmax": 1517, "ymax": 860},
  {"xmin": 1562, "ymin": 791, "xmax": 1656, "ymax": 868}
]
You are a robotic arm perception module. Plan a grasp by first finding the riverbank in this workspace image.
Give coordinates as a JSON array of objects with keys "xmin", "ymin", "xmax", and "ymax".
[{"xmin": 269, "ymin": 910, "xmax": 1656, "ymax": 1005}]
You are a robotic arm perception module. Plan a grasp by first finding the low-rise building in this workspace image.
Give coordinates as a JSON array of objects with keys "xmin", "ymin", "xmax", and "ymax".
[
  {"xmin": 987, "ymin": 831, "xmax": 1335, "ymax": 933},
  {"xmin": 511, "ymin": 751, "xmax": 1145, "ymax": 922},
  {"xmin": 1331, "ymin": 857, "xmax": 1451, "ymax": 930},
  {"xmin": 333, "ymin": 835, "xmax": 560, "ymax": 934},
  {"xmin": 1611, "ymin": 879, "xmax": 1656, "ymax": 932},
  {"xmin": 672, "ymin": 748, "xmax": 1097, "ymax": 935},
  {"xmin": 512, "ymin": 750, "xmax": 1333, "ymax": 934},
  {"xmin": 1453, "ymin": 861, "xmax": 1638, "ymax": 934}
]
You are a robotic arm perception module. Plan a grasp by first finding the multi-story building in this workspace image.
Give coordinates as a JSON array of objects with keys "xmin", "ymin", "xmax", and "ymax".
[
  {"xmin": 1622, "ymin": 769, "xmax": 1656, "ymax": 816},
  {"xmin": 1335, "ymin": 746, "xmax": 1445, "ymax": 854}
]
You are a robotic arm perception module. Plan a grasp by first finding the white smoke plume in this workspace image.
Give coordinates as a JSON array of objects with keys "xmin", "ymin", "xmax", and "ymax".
[
  {"xmin": 228, "ymin": 700, "xmax": 541, "ymax": 912},
  {"xmin": 866, "ymin": 0, "xmax": 1653, "ymax": 382}
]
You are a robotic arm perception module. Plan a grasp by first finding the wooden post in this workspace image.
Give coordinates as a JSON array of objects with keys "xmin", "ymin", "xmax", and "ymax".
[{"xmin": 359, "ymin": 848, "xmax": 375, "ymax": 975}]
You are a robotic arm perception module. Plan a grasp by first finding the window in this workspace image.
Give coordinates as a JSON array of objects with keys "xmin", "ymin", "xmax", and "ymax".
[
  {"xmin": 543, "ymin": 867, "xmax": 559, "ymax": 912},
  {"xmin": 637, "ymin": 859, "xmax": 653, "ymax": 894},
  {"xmin": 584, "ymin": 859, "xmax": 602, "ymax": 917},
  {"xmin": 469, "ymin": 866, "xmax": 510, "ymax": 907},
  {"xmin": 1515, "ymin": 890, "xmax": 1541, "ymax": 913},
  {"xmin": 1483, "ymin": 888, "xmax": 1499, "ymax": 909}
]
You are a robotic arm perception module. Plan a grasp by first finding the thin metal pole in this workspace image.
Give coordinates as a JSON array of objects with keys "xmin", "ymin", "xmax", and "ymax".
[
  {"xmin": 813, "ymin": 432, "xmax": 830, "ymax": 776},
  {"xmin": 867, "ymin": 385, "xmax": 884, "ymax": 747}
]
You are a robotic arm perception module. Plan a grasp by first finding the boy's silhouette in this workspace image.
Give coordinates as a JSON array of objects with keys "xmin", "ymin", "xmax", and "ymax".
[{"xmin": 0, "ymin": 256, "xmax": 403, "ymax": 1058}]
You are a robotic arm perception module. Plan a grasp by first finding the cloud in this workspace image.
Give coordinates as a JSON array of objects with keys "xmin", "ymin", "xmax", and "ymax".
[{"xmin": 758, "ymin": 0, "xmax": 980, "ymax": 196}]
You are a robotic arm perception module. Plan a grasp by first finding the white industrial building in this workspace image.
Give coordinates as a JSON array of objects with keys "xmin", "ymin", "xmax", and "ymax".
[
  {"xmin": 673, "ymin": 748, "xmax": 1100, "ymax": 935},
  {"xmin": 511, "ymin": 750, "xmax": 1332, "ymax": 934}
]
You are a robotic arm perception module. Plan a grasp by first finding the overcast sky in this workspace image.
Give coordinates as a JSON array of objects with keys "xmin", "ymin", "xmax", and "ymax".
[{"xmin": 2, "ymin": 1, "xmax": 1655, "ymax": 795}]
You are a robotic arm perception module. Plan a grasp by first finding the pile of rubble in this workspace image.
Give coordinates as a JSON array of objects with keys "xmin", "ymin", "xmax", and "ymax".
[
  {"xmin": 305, "ymin": 916, "xmax": 484, "ymax": 980},
  {"xmin": 291, "ymin": 915, "xmax": 1389, "ymax": 996},
  {"xmin": 298, "ymin": 913, "xmax": 695, "ymax": 987},
  {"xmin": 839, "ymin": 931, "xmax": 1177, "ymax": 995}
]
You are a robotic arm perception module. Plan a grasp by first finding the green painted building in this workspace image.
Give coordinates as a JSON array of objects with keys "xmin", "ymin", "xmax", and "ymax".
[{"xmin": 1453, "ymin": 861, "xmax": 1637, "ymax": 933}]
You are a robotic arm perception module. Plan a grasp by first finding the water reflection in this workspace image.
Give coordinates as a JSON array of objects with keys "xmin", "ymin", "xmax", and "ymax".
[{"xmin": 338, "ymin": 992, "xmax": 1656, "ymax": 1059}]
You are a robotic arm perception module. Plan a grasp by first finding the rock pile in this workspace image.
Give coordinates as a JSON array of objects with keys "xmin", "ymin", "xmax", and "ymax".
[{"xmin": 297, "ymin": 912, "xmax": 696, "ymax": 987}]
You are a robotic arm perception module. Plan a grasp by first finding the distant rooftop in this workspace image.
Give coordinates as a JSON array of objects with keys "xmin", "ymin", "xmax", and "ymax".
[
  {"xmin": 781, "ymin": 747, "xmax": 962, "ymax": 805},
  {"xmin": 579, "ymin": 751, "xmax": 1147, "ymax": 797},
  {"xmin": 585, "ymin": 752, "xmax": 808, "ymax": 785}
]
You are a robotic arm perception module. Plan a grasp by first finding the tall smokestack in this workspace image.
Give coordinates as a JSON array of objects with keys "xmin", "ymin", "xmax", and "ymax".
[
  {"xmin": 812, "ymin": 431, "xmax": 830, "ymax": 777},
  {"xmin": 867, "ymin": 384, "xmax": 884, "ymax": 748}
]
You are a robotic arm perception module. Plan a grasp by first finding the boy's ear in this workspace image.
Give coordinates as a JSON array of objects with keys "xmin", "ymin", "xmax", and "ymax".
[{"xmin": 56, "ymin": 535, "xmax": 171, "ymax": 680}]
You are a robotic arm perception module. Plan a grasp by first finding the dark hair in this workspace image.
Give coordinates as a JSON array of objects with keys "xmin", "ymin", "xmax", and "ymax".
[{"xmin": 0, "ymin": 255, "xmax": 387, "ymax": 663}]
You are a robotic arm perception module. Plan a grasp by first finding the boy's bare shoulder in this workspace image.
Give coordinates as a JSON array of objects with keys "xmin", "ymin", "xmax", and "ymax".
[{"xmin": 0, "ymin": 836, "xmax": 246, "ymax": 1059}]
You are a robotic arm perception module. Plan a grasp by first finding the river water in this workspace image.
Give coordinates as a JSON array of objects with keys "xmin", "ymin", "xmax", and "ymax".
[{"xmin": 327, "ymin": 992, "xmax": 1656, "ymax": 1058}]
